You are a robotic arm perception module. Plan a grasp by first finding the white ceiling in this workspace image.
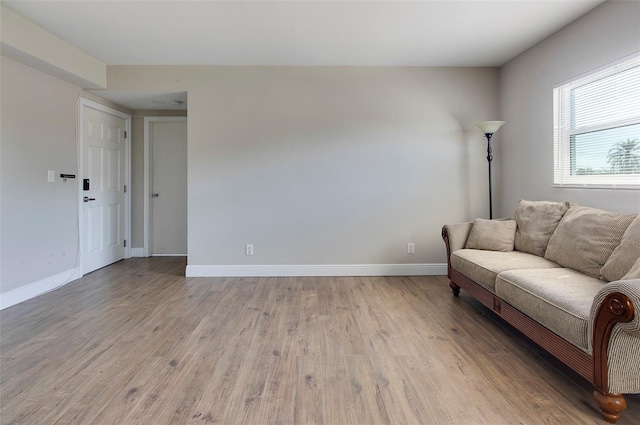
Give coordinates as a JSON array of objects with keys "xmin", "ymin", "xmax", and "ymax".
[
  {"xmin": 3, "ymin": 0, "xmax": 607, "ymax": 110},
  {"xmin": 4, "ymin": 0, "xmax": 606, "ymax": 67}
]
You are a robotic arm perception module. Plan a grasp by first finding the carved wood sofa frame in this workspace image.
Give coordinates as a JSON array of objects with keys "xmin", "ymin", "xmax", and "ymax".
[{"xmin": 442, "ymin": 226, "xmax": 635, "ymax": 424}]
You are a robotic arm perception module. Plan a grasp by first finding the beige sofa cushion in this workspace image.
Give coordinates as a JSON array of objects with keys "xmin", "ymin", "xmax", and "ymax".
[
  {"xmin": 451, "ymin": 249, "xmax": 561, "ymax": 292},
  {"xmin": 601, "ymin": 215, "xmax": 640, "ymax": 282},
  {"xmin": 513, "ymin": 200, "xmax": 570, "ymax": 257},
  {"xmin": 465, "ymin": 219, "xmax": 516, "ymax": 252},
  {"xmin": 496, "ymin": 268, "xmax": 605, "ymax": 351},
  {"xmin": 623, "ymin": 258, "xmax": 640, "ymax": 280},
  {"xmin": 545, "ymin": 206, "xmax": 636, "ymax": 278}
]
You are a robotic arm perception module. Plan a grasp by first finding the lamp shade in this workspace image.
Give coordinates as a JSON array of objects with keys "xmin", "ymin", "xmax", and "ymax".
[{"xmin": 475, "ymin": 121, "xmax": 505, "ymax": 134}]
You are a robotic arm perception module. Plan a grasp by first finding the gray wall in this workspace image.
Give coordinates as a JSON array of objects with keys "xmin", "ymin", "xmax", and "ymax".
[
  {"xmin": 498, "ymin": 0, "xmax": 640, "ymax": 216},
  {"xmin": 1, "ymin": 56, "xmax": 87, "ymax": 292},
  {"xmin": 1, "ymin": 56, "xmax": 132, "ymax": 295},
  {"xmin": 0, "ymin": 49, "xmax": 181, "ymax": 298},
  {"xmin": 108, "ymin": 66, "xmax": 499, "ymax": 266},
  {"xmin": 131, "ymin": 115, "xmax": 145, "ymax": 248}
]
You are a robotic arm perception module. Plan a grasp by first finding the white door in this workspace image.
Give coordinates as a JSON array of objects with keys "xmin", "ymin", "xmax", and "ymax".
[
  {"xmin": 82, "ymin": 104, "xmax": 128, "ymax": 273},
  {"xmin": 150, "ymin": 119, "xmax": 187, "ymax": 255}
]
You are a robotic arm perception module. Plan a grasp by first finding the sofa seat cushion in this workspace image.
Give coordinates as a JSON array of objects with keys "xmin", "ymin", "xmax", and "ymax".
[
  {"xmin": 495, "ymin": 268, "xmax": 605, "ymax": 351},
  {"xmin": 451, "ymin": 249, "xmax": 561, "ymax": 293}
]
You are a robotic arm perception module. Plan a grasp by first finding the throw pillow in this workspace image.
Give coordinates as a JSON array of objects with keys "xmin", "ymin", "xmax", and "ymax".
[
  {"xmin": 601, "ymin": 215, "xmax": 640, "ymax": 282},
  {"xmin": 512, "ymin": 199, "xmax": 570, "ymax": 257},
  {"xmin": 465, "ymin": 219, "xmax": 517, "ymax": 252},
  {"xmin": 622, "ymin": 257, "xmax": 640, "ymax": 280},
  {"xmin": 545, "ymin": 206, "xmax": 636, "ymax": 278}
]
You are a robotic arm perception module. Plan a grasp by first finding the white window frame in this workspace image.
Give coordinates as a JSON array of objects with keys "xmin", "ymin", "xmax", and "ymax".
[{"xmin": 553, "ymin": 53, "xmax": 640, "ymax": 189}]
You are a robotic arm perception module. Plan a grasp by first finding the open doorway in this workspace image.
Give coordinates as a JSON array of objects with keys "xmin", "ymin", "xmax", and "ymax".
[
  {"xmin": 144, "ymin": 117, "xmax": 188, "ymax": 256},
  {"xmin": 85, "ymin": 90, "xmax": 188, "ymax": 258}
]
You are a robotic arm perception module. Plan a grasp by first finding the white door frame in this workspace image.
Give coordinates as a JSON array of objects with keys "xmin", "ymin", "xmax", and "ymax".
[
  {"xmin": 143, "ymin": 116, "xmax": 188, "ymax": 257},
  {"xmin": 77, "ymin": 98, "xmax": 132, "ymax": 273}
]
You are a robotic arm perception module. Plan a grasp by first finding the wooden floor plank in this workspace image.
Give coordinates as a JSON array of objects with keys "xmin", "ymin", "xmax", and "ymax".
[{"xmin": 2, "ymin": 257, "xmax": 639, "ymax": 424}]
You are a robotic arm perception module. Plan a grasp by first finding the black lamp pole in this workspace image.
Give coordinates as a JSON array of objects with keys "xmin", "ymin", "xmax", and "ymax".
[
  {"xmin": 475, "ymin": 121, "xmax": 504, "ymax": 220},
  {"xmin": 484, "ymin": 132, "xmax": 494, "ymax": 220}
]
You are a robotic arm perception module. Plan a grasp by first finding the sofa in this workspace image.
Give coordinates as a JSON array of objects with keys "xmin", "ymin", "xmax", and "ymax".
[{"xmin": 441, "ymin": 200, "xmax": 640, "ymax": 423}]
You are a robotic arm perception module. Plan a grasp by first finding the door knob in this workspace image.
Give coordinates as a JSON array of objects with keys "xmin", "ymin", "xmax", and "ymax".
[
  {"xmin": 83, "ymin": 196, "xmax": 96, "ymax": 202},
  {"xmin": 152, "ymin": 193, "xmax": 159, "ymax": 198}
]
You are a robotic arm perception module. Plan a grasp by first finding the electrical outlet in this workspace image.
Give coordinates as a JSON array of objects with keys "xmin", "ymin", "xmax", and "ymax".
[
  {"xmin": 408, "ymin": 242, "xmax": 415, "ymax": 254},
  {"xmin": 245, "ymin": 244, "xmax": 254, "ymax": 256}
]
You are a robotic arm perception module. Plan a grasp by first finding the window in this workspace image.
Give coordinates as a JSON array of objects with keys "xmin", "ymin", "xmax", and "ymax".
[{"xmin": 553, "ymin": 54, "xmax": 640, "ymax": 187}]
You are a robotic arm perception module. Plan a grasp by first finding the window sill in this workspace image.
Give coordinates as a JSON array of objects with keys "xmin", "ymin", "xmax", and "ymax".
[{"xmin": 551, "ymin": 184, "xmax": 640, "ymax": 190}]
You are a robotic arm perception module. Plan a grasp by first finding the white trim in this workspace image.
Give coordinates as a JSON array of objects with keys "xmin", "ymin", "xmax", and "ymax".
[
  {"xmin": 143, "ymin": 117, "xmax": 150, "ymax": 257},
  {"xmin": 143, "ymin": 116, "xmax": 188, "ymax": 257},
  {"xmin": 78, "ymin": 98, "xmax": 132, "ymax": 274},
  {"xmin": 185, "ymin": 263, "xmax": 447, "ymax": 278},
  {"xmin": 0, "ymin": 267, "xmax": 82, "ymax": 310},
  {"xmin": 553, "ymin": 54, "xmax": 640, "ymax": 187},
  {"xmin": 131, "ymin": 250, "xmax": 186, "ymax": 257},
  {"xmin": 551, "ymin": 184, "xmax": 640, "ymax": 190},
  {"xmin": 553, "ymin": 51, "xmax": 640, "ymax": 90}
]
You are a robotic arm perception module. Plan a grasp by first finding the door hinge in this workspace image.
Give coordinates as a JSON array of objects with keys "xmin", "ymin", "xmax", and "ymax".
[
  {"xmin": 124, "ymin": 239, "xmax": 127, "ymax": 247},
  {"xmin": 124, "ymin": 130, "xmax": 127, "ymax": 139},
  {"xmin": 124, "ymin": 184, "xmax": 127, "ymax": 193}
]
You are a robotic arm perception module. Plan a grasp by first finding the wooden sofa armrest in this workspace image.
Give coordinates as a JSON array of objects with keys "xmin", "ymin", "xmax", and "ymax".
[
  {"xmin": 591, "ymin": 279, "xmax": 640, "ymax": 352},
  {"xmin": 590, "ymin": 279, "xmax": 639, "ymax": 423}
]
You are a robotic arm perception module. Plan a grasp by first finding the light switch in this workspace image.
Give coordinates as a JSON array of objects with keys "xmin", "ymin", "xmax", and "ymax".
[{"xmin": 48, "ymin": 170, "xmax": 55, "ymax": 183}]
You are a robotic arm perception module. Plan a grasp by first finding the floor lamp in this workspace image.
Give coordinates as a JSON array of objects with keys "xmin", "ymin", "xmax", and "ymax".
[{"xmin": 475, "ymin": 121, "xmax": 505, "ymax": 219}]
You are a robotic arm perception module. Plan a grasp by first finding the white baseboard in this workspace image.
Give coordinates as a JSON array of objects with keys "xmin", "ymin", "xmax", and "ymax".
[
  {"xmin": 130, "ymin": 249, "xmax": 186, "ymax": 258},
  {"xmin": 0, "ymin": 267, "xmax": 82, "ymax": 310},
  {"xmin": 185, "ymin": 263, "xmax": 447, "ymax": 278}
]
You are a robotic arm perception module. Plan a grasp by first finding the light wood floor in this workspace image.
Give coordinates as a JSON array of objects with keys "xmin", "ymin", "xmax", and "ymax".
[{"xmin": 1, "ymin": 257, "xmax": 639, "ymax": 425}]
